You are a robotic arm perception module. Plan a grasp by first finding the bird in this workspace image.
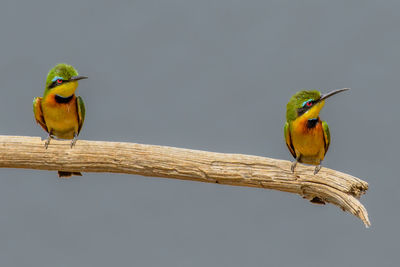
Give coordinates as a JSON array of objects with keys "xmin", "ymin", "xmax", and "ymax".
[
  {"xmin": 284, "ymin": 88, "xmax": 349, "ymax": 174},
  {"xmin": 33, "ymin": 63, "xmax": 87, "ymax": 178}
]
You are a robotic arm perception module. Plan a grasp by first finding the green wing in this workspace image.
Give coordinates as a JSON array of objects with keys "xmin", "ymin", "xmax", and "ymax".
[
  {"xmin": 33, "ymin": 97, "xmax": 48, "ymax": 133},
  {"xmin": 322, "ymin": 121, "xmax": 330, "ymax": 155},
  {"xmin": 284, "ymin": 122, "xmax": 296, "ymax": 159},
  {"xmin": 76, "ymin": 96, "xmax": 86, "ymax": 134}
]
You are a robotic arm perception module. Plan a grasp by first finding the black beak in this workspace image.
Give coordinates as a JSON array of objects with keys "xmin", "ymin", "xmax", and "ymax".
[
  {"xmin": 319, "ymin": 88, "xmax": 350, "ymax": 102},
  {"xmin": 70, "ymin": 75, "xmax": 88, "ymax": 81}
]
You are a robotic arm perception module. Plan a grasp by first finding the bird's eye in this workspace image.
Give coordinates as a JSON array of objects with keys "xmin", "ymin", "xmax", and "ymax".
[
  {"xmin": 56, "ymin": 79, "xmax": 62, "ymax": 84},
  {"xmin": 302, "ymin": 100, "xmax": 313, "ymax": 107}
]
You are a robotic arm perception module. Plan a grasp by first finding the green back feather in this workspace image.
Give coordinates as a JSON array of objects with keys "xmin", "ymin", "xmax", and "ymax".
[
  {"xmin": 322, "ymin": 121, "xmax": 331, "ymax": 155},
  {"xmin": 76, "ymin": 96, "xmax": 86, "ymax": 134}
]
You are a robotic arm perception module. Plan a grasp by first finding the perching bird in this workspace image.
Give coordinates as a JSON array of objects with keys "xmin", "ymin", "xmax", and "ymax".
[
  {"xmin": 33, "ymin": 63, "xmax": 87, "ymax": 177},
  {"xmin": 284, "ymin": 88, "xmax": 349, "ymax": 174}
]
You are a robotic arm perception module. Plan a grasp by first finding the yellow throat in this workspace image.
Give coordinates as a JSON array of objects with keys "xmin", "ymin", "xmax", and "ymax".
[{"xmin": 46, "ymin": 81, "xmax": 79, "ymax": 98}]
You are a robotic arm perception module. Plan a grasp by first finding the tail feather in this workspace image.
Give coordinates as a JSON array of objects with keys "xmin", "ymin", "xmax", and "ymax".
[{"xmin": 58, "ymin": 171, "xmax": 83, "ymax": 178}]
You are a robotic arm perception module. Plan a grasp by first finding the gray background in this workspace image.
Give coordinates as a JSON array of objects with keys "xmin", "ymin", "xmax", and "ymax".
[{"xmin": 0, "ymin": 0, "xmax": 398, "ymax": 266}]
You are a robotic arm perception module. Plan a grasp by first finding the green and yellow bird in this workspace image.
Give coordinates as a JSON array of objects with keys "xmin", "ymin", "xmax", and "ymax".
[
  {"xmin": 33, "ymin": 63, "xmax": 87, "ymax": 177},
  {"xmin": 284, "ymin": 88, "xmax": 349, "ymax": 174}
]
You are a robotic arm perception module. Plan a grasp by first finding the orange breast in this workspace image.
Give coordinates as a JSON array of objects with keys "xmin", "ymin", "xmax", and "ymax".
[
  {"xmin": 41, "ymin": 93, "xmax": 79, "ymax": 139},
  {"xmin": 290, "ymin": 116, "xmax": 325, "ymax": 161}
]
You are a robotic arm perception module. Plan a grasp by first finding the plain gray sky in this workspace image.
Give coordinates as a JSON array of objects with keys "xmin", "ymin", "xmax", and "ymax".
[{"xmin": 0, "ymin": 0, "xmax": 398, "ymax": 266}]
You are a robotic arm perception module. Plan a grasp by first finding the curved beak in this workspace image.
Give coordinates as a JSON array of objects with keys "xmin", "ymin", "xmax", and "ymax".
[
  {"xmin": 319, "ymin": 88, "xmax": 350, "ymax": 102},
  {"xmin": 70, "ymin": 75, "xmax": 88, "ymax": 81}
]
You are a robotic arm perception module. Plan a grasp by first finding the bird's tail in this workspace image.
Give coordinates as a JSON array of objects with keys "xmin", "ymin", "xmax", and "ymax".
[{"xmin": 58, "ymin": 171, "xmax": 83, "ymax": 178}]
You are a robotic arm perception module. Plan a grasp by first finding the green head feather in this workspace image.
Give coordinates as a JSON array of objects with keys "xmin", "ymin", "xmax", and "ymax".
[
  {"xmin": 45, "ymin": 63, "xmax": 79, "ymax": 90},
  {"xmin": 286, "ymin": 90, "xmax": 321, "ymax": 121}
]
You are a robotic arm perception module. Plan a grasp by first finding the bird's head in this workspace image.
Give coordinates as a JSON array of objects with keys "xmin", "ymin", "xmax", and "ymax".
[
  {"xmin": 286, "ymin": 88, "xmax": 349, "ymax": 122},
  {"xmin": 44, "ymin": 63, "xmax": 87, "ymax": 97}
]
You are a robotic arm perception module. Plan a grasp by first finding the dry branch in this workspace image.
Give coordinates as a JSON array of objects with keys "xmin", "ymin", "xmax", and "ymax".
[{"xmin": 0, "ymin": 135, "xmax": 370, "ymax": 227}]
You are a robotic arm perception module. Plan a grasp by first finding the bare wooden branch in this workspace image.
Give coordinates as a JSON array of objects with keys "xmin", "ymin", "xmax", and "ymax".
[{"xmin": 0, "ymin": 135, "xmax": 370, "ymax": 227}]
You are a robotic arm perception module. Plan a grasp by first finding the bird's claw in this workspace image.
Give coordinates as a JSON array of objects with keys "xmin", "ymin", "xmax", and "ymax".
[
  {"xmin": 70, "ymin": 134, "xmax": 78, "ymax": 148},
  {"xmin": 314, "ymin": 165, "xmax": 322, "ymax": 175},
  {"xmin": 291, "ymin": 157, "xmax": 300, "ymax": 173},
  {"xmin": 291, "ymin": 160, "xmax": 297, "ymax": 173},
  {"xmin": 44, "ymin": 137, "xmax": 51, "ymax": 149}
]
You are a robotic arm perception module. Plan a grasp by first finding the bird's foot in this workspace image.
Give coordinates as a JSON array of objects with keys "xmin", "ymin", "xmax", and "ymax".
[
  {"xmin": 291, "ymin": 160, "xmax": 298, "ymax": 173},
  {"xmin": 44, "ymin": 136, "xmax": 51, "ymax": 149},
  {"xmin": 314, "ymin": 165, "xmax": 322, "ymax": 175},
  {"xmin": 70, "ymin": 134, "xmax": 78, "ymax": 148}
]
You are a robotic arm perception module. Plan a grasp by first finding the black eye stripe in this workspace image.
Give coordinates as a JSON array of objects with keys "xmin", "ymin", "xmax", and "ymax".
[
  {"xmin": 48, "ymin": 81, "xmax": 57, "ymax": 89},
  {"xmin": 297, "ymin": 100, "xmax": 316, "ymax": 116},
  {"xmin": 48, "ymin": 78, "xmax": 69, "ymax": 89}
]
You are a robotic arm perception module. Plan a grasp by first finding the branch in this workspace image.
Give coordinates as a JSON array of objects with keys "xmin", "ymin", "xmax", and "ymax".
[{"xmin": 0, "ymin": 135, "xmax": 370, "ymax": 227}]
